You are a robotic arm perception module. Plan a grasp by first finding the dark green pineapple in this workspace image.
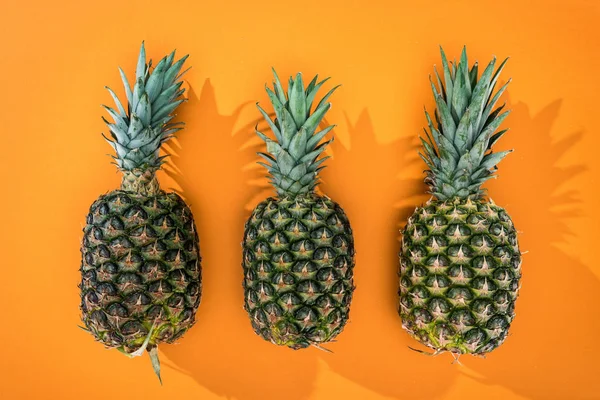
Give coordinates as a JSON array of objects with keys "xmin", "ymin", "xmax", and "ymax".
[
  {"xmin": 399, "ymin": 47, "xmax": 522, "ymax": 356},
  {"xmin": 80, "ymin": 43, "xmax": 201, "ymax": 382},
  {"xmin": 243, "ymin": 70, "xmax": 355, "ymax": 349}
]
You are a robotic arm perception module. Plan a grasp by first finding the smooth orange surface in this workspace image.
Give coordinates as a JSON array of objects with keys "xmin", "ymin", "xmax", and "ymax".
[{"xmin": 1, "ymin": 1, "xmax": 599, "ymax": 399}]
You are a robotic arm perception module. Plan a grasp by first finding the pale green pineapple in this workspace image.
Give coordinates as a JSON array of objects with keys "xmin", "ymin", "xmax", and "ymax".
[{"xmin": 399, "ymin": 47, "xmax": 522, "ymax": 356}]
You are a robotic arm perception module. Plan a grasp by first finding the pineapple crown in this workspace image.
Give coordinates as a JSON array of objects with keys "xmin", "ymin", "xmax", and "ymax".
[
  {"xmin": 256, "ymin": 69, "xmax": 339, "ymax": 197},
  {"xmin": 420, "ymin": 46, "xmax": 512, "ymax": 200},
  {"xmin": 102, "ymin": 42, "xmax": 189, "ymax": 172}
]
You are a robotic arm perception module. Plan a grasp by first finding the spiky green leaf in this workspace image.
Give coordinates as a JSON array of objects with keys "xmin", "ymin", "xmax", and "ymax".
[
  {"xmin": 289, "ymin": 73, "xmax": 306, "ymax": 127},
  {"xmin": 306, "ymin": 125, "xmax": 335, "ymax": 151},
  {"xmin": 135, "ymin": 42, "xmax": 147, "ymax": 84}
]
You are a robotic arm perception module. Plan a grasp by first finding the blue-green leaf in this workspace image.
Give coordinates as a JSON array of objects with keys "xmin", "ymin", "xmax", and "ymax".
[
  {"xmin": 300, "ymin": 171, "xmax": 315, "ymax": 186},
  {"xmin": 165, "ymin": 50, "xmax": 175, "ymax": 69},
  {"xmin": 257, "ymin": 152, "xmax": 276, "ymax": 164},
  {"xmin": 153, "ymin": 115, "xmax": 174, "ymax": 129},
  {"xmin": 469, "ymin": 62, "xmax": 479, "ymax": 89},
  {"xmin": 289, "ymin": 162, "xmax": 307, "ymax": 180},
  {"xmin": 145, "ymin": 57, "xmax": 168, "ymax": 102},
  {"xmin": 480, "ymin": 149, "xmax": 512, "ymax": 170},
  {"xmin": 279, "ymin": 108, "xmax": 297, "ymax": 148},
  {"xmin": 306, "ymin": 77, "xmax": 330, "ymax": 112},
  {"xmin": 140, "ymin": 131, "xmax": 163, "ymax": 154},
  {"xmin": 127, "ymin": 114, "xmax": 145, "ymax": 139},
  {"xmin": 305, "ymin": 74, "xmax": 318, "ymax": 97},
  {"xmin": 300, "ymin": 138, "xmax": 331, "ymax": 163},
  {"xmin": 105, "ymin": 86, "xmax": 127, "ymax": 117},
  {"xmin": 433, "ymin": 66, "xmax": 445, "ymax": 101},
  {"xmin": 469, "ymin": 58, "xmax": 495, "ymax": 131},
  {"xmin": 127, "ymin": 129, "xmax": 154, "ymax": 148},
  {"xmin": 306, "ymin": 125, "xmax": 335, "ymax": 150},
  {"xmin": 118, "ymin": 67, "xmax": 133, "ymax": 111},
  {"xmin": 132, "ymin": 78, "xmax": 144, "ymax": 113},
  {"xmin": 265, "ymin": 86, "xmax": 285, "ymax": 123},
  {"xmin": 256, "ymin": 103, "xmax": 282, "ymax": 143},
  {"xmin": 279, "ymin": 176, "xmax": 295, "ymax": 191},
  {"xmin": 453, "ymin": 108, "xmax": 471, "ymax": 152},
  {"xmin": 439, "ymin": 47, "xmax": 454, "ymax": 105},
  {"xmin": 276, "ymin": 149, "xmax": 295, "ymax": 174},
  {"xmin": 164, "ymin": 55, "xmax": 189, "ymax": 86},
  {"xmin": 459, "ymin": 47, "xmax": 472, "ymax": 97},
  {"xmin": 135, "ymin": 42, "xmax": 146, "ymax": 84},
  {"xmin": 479, "ymin": 79, "xmax": 510, "ymax": 132},
  {"xmin": 255, "ymin": 128, "xmax": 270, "ymax": 144},
  {"xmin": 288, "ymin": 127, "xmax": 308, "ymax": 160},
  {"xmin": 271, "ymin": 68, "xmax": 287, "ymax": 104},
  {"xmin": 432, "ymin": 90, "xmax": 456, "ymax": 140},
  {"xmin": 113, "ymin": 139, "xmax": 129, "ymax": 158},
  {"xmin": 102, "ymin": 105, "xmax": 128, "ymax": 134},
  {"xmin": 314, "ymin": 85, "xmax": 340, "ymax": 112},
  {"xmin": 266, "ymin": 140, "xmax": 282, "ymax": 156},
  {"xmin": 419, "ymin": 152, "xmax": 436, "ymax": 171},
  {"xmin": 289, "ymin": 181, "xmax": 307, "ymax": 194},
  {"xmin": 468, "ymin": 126, "xmax": 490, "ymax": 165},
  {"xmin": 451, "ymin": 70, "xmax": 467, "ymax": 120},
  {"xmin": 151, "ymin": 99, "xmax": 184, "ymax": 125},
  {"xmin": 470, "ymin": 166, "xmax": 490, "ymax": 180},
  {"xmin": 102, "ymin": 132, "xmax": 116, "ymax": 148},
  {"xmin": 102, "ymin": 117, "xmax": 128, "ymax": 144},
  {"xmin": 135, "ymin": 93, "xmax": 151, "ymax": 126},
  {"xmin": 257, "ymin": 162, "xmax": 271, "ymax": 171},
  {"xmin": 312, "ymin": 155, "xmax": 330, "ymax": 170},
  {"xmin": 488, "ymin": 128, "xmax": 508, "ymax": 149},
  {"xmin": 302, "ymin": 102, "xmax": 331, "ymax": 136},
  {"xmin": 479, "ymin": 110, "xmax": 510, "ymax": 147},
  {"xmin": 289, "ymin": 73, "xmax": 306, "ymax": 127},
  {"xmin": 422, "ymin": 127, "xmax": 438, "ymax": 157},
  {"xmin": 425, "ymin": 110, "xmax": 458, "ymax": 170},
  {"xmin": 420, "ymin": 136, "xmax": 438, "ymax": 163},
  {"xmin": 287, "ymin": 76, "xmax": 294, "ymax": 100},
  {"xmin": 488, "ymin": 57, "xmax": 509, "ymax": 98},
  {"xmin": 152, "ymin": 81, "xmax": 183, "ymax": 111}
]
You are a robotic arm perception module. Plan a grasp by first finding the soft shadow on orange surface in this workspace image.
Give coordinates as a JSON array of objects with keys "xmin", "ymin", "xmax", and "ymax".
[
  {"xmin": 464, "ymin": 100, "xmax": 599, "ymax": 400},
  {"xmin": 319, "ymin": 110, "xmax": 457, "ymax": 399},
  {"xmin": 160, "ymin": 80, "xmax": 319, "ymax": 400}
]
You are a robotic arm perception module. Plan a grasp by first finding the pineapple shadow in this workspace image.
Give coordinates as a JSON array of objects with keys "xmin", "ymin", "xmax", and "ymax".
[
  {"xmin": 159, "ymin": 80, "xmax": 319, "ymax": 400},
  {"xmin": 464, "ymin": 100, "xmax": 599, "ymax": 400},
  {"xmin": 319, "ymin": 110, "xmax": 459, "ymax": 399}
]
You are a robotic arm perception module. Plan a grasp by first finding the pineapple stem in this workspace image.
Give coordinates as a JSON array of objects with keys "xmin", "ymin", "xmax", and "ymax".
[
  {"xmin": 121, "ymin": 169, "xmax": 161, "ymax": 195},
  {"xmin": 147, "ymin": 345, "xmax": 162, "ymax": 385}
]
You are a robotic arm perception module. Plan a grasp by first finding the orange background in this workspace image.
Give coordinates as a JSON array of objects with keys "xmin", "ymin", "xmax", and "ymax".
[{"xmin": 1, "ymin": 0, "xmax": 599, "ymax": 399}]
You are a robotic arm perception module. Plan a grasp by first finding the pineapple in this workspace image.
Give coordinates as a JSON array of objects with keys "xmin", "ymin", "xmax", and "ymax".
[
  {"xmin": 79, "ymin": 43, "xmax": 201, "ymax": 381},
  {"xmin": 242, "ymin": 70, "xmax": 355, "ymax": 349},
  {"xmin": 399, "ymin": 47, "xmax": 522, "ymax": 356}
]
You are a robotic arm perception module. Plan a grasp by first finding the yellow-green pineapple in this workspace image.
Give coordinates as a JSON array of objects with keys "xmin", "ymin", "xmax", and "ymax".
[{"xmin": 399, "ymin": 47, "xmax": 522, "ymax": 356}]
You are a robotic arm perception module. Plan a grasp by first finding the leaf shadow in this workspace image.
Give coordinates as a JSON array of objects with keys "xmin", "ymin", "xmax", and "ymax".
[{"xmin": 462, "ymin": 99, "xmax": 599, "ymax": 400}]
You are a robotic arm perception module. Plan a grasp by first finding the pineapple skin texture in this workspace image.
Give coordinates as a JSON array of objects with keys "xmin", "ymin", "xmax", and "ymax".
[
  {"xmin": 399, "ymin": 198, "xmax": 521, "ymax": 355},
  {"xmin": 80, "ymin": 190, "xmax": 202, "ymax": 353},
  {"xmin": 243, "ymin": 194, "xmax": 355, "ymax": 349}
]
